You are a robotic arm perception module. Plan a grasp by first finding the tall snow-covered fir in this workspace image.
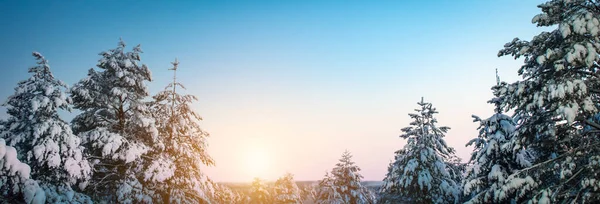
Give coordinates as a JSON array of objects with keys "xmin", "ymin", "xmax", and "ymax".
[
  {"xmin": 0, "ymin": 52, "xmax": 92, "ymax": 203},
  {"xmin": 146, "ymin": 58, "xmax": 215, "ymax": 203},
  {"xmin": 462, "ymin": 72, "xmax": 527, "ymax": 203},
  {"xmin": 379, "ymin": 98, "xmax": 460, "ymax": 204},
  {"xmin": 272, "ymin": 173, "xmax": 302, "ymax": 203},
  {"xmin": 70, "ymin": 39, "xmax": 159, "ymax": 202},
  {"xmin": 315, "ymin": 150, "xmax": 374, "ymax": 204},
  {"xmin": 490, "ymin": 0, "xmax": 600, "ymax": 202}
]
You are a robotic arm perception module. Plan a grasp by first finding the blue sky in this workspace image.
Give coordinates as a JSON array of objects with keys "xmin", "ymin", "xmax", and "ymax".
[{"xmin": 1, "ymin": 0, "xmax": 548, "ymax": 182}]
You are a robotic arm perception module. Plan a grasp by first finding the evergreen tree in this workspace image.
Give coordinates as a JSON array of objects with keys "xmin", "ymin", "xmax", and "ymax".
[
  {"xmin": 315, "ymin": 172, "xmax": 343, "ymax": 204},
  {"xmin": 379, "ymin": 98, "xmax": 460, "ymax": 204},
  {"xmin": 145, "ymin": 58, "xmax": 215, "ymax": 203},
  {"xmin": 272, "ymin": 173, "xmax": 302, "ymax": 203},
  {"xmin": 250, "ymin": 177, "xmax": 272, "ymax": 204},
  {"xmin": 315, "ymin": 151, "xmax": 374, "ymax": 204},
  {"xmin": 462, "ymin": 114, "xmax": 521, "ymax": 203},
  {"xmin": 491, "ymin": 0, "xmax": 600, "ymax": 202},
  {"xmin": 0, "ymin": 52, "xmax": 91, "ymax": 202},
  {"xmin": 70, "ymin": 39, "xmax": 158, "ymax": 202},
  {"xmin": 462, "ymin": 71, "xmax": 530, "ymax": 203},
  {"xmin": 330, "ymin": 150, "xmax": 373, "ymax": 204}
]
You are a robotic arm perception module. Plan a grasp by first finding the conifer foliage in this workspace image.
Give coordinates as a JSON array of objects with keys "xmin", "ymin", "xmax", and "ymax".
[
  {"xmin": 70, "ymin": 39, "xmax": 158, "ymax": 202},
  {"xmin": 146, "ymin": 58, "xmax": 215, "ymax": 203},
  {"xmin": 0, "ymin": 52, "xmax": 91, "ymax": 202},
  {"xmin": 489, "ymin": 0, "xmax": 600, "ymax": 202},
  {"xmin": 316, "ymin": 150, "xmax": 374, "ymax": 204},
  {"xmin": 462, "ymin": 72, "xmax": 529, "ymax": 203},
  {"xmin": 0, "ymin": 138, "xmax": 46, "ymax": 204},
  {"xmin": 272, "ymin": 173, "xmax": 302, "ymax": 203},
  {"xmin": 380, "ymin": 98, "xmax": 460, "ymax": 204}
]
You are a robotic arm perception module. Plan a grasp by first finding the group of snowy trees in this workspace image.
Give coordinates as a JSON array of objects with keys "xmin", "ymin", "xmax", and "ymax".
[
  {"xmin": 3, "ymin": 0, "xmax": 600, "ymax": 203},
  {"xmin": 379, "ymin": 0, "xmax": 600, "ymax": 203},
  {"xmin": 243, "ymin": 151, "xmax": 375, "ymax": 204},
  {"xmin": 246, "ymin": 174, "xmax": 303, "ymax": 204},
  {"xmin": 0, "ymin": 40, "xmax": 226, "ymax": 203}
]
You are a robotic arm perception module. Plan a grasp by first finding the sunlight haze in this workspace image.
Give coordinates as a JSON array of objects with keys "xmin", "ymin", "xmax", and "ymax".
[{"xmin": 0, "ymin": 0, "xmax": 548, "ymax": 183}]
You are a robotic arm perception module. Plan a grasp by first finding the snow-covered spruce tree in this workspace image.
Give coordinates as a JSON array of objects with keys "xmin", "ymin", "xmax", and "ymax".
[
  {"xmin": 490, "ymin": 0, "xmax": 600, "ymax": 202},
  {"xmin": 0, "ymin": 52, "xmax": 92, "ymax": 203},
  {"xmin": 329, "ymin": 150, "xmax": 374, "ymax": 204},
  {"xmin": 250, "ymin": 177, "xmax": 273, "ymax": 204},
  {"xmin": 70, "ymin": 39, "xmax": 158, "ymax": 202},
  {"xmin": 462, "ymin": 115, "xmax": 521, "ymax": 204},
  {"xmin": 379, "ymin": 98, "xmax": 460, "ymax": 204},
  {"xmin": 462, "ymin": 72, "xmax": 530, "ymax": 204},
  {"xmin": 145, "ymin": 58, "xmax": 215, "ymax": 203},
  {"xmin": 315, "ymin": 172, "xmax": 343, "ymax": 204},
  {"xmin": 0, "ymin": 138, "xmax": 46, "ymax": 204},
  {"xmin": 272, "ymin": 173, "xmax": 302, "ymax": 203},
  {"xmin": 314, "ymin": 150, "xmax": 374, "ymax": 204}
]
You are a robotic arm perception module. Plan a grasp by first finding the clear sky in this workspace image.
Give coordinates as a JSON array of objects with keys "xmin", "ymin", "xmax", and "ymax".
[{"xmin": 0, "ymin": 0, "xmax": 549, "ymax": 182}]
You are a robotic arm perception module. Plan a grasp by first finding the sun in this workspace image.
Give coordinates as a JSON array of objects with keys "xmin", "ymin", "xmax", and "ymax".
[{"xmin": 244, "ymin": 149, "xmax": 271, "ymax": 179}]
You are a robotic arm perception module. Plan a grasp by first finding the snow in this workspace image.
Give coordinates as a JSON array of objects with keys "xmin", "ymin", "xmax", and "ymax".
[
  {"xmin": 559, "ymin": 23, "xmax": 571, "ymax": 37},
  {"xmin": 123, "ymin": 142, "xmax": 148, "ymax": 163},
  {"xmin": 536, "ymin": 55, "xmax": 546, "ymax": 64},
  {"xmin": 559, "ymin": 105, "xmax": 577, "ymax": 124},
  {"xmin": 0, "ymin": 139, "xmax": 46, "ymax": 204},
  {"xmin": 143, "ymin": 158, "xmax": 175, "ymax": 182}
]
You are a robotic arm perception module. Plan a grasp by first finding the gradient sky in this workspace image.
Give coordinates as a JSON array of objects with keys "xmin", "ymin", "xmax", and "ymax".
[{"xmin": 0, "ymin": 0, "xmax": 549, "ymax": 182}]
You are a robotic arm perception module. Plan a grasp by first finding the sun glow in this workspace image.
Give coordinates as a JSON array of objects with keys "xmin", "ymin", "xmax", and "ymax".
[{"xmin": 244, "ymin": 148, "xmax": 271, "ymax": 179}]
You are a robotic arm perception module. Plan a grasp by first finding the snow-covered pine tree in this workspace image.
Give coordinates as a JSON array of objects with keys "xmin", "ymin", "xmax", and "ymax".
[
  {"xmin": 145, "ymin": 58, "xmax": 215, "ymax": 203},
  {"xmin": 329, "ymin": 150, "xmax": 374, "ymax": 204},
  {"xmin": 250, "ymin": 177, "xmax": 272, "ymax": 204},
  {"xmin": 379, "ymin": 98, "xmax": 460, "ymax": 204},
  {"xmin": 70, "ymin": 39, "xmax": 158, "ymax": 202},
  {"xmin": 491, "ymin": 0, "xmax": 600, "ymax": 202},
  {"xmin": 315, "ymin": 172, "xmax": 343, "ymax": 204},
  {"xmin": 463, "ymin": 114, "xmax": 522, "ymax": 204},
  {"xmin": 272, "ymin": 173, "xmax": 302, "ymax": 203},
  {"xmin": 0, "ymin": 138, "xmax": 46, "ymax": 204},
  {"xmin": 0, "ymin": 52, "xmax": 92, "ymax": 203},
  {"xmin": 378, "ymin": 158, "xmax": 404, "ymax": 203},
  {"xmin": 462, "ymin": 71, "xmax": 530, "ymax": 204}
]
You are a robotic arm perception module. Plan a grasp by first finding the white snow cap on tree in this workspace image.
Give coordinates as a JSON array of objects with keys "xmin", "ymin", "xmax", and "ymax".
[
  {"xmin": 380, "ymin": 98, "xmax": 460, "ymax": 204},
  {"xmin": 0, "ymin": 138, "xmax": 46, "ymax": 204}
]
